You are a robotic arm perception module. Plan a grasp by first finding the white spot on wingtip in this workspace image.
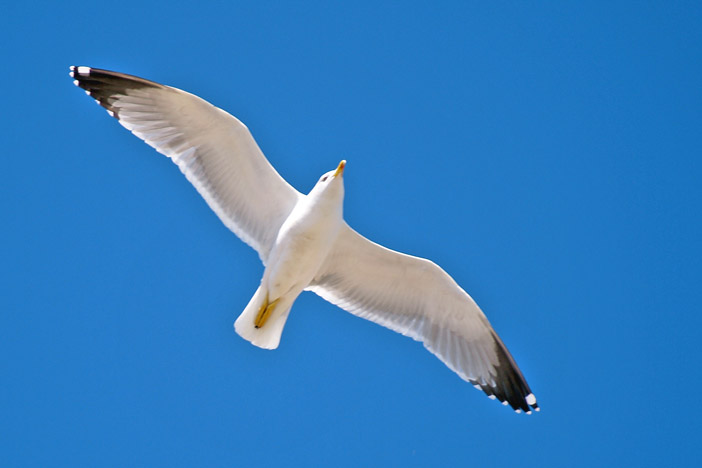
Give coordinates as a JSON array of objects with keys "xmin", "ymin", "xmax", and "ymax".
[
  {"xmin": 502, "ymin": 401, "xmax": 508, "ymax": 406},
  {"xmin": 516, "ymin": 409, "xmax": 522, "ymax": 414},
  {"xmin": 526, "ymin": 393, "xmax": 537, "ymax": 406},
  {"xmin": 84, "ymin": 90, "xmax": 91, "ymax": 96},
  {"xmin": 72, "ymin": 79, "xmax": 79, "ymax": 86},
  {"xmin": 535, "ymin": 407, "xmax": 541, "ymax": 412},
  {"xmin": 473, "ymin": 384, "xmax": 480, "ymax": 390},
  {"xmin": 76, "ymin": 66, "xmax": 91, "ymax": 75},
  {"xmin": 526, "ymin": 410, "xmax": 532, "ymax": 415},
  {"xmin": 106, "ymin": 109, "xmax": 115, "ymax": 117},
  {"xmin": 488, "ymin": 395, "xmax": 496, "ymax": 400}
]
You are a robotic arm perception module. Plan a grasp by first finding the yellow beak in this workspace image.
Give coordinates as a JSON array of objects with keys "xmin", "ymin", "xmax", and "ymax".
[{"xmin": 334, "ymin": 160, "xmax": 346, "ymax": 177}]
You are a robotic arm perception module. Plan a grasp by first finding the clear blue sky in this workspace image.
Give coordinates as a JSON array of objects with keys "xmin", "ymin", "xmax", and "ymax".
[{"xmin": 2, "ymin": 1, "xmax": 701, "ymax": 466}]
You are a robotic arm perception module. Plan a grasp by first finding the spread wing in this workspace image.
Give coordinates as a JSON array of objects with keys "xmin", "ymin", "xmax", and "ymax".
[
  {"xmin": 70, "ymin": 66, "xmax": 301, "ymax": 263},
  {"xmin": 308, "ymin": 224, "xmax": 539, "ymax": 413}
]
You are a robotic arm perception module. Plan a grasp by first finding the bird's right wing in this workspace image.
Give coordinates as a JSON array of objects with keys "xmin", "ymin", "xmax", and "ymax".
[
  {"xmin": 71, "ymin": 66, "xmax": 301, "ymax": 263},
  {"xmin": 307, "ymin": 224, "xmax": 538, "ymax": 413}
]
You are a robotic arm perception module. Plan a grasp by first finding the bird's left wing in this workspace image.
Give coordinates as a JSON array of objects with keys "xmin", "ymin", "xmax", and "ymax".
[
  {"xmin": 71, "ymin": 66, "xmax": 301, "ymax": 263},
  {"xmin": 307, "ymin": 224, "xmax": 538, "ymax": 413}
]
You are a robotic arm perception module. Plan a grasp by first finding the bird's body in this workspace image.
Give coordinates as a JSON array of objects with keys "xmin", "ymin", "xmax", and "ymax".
[
  {"xmin": 236, "ymin": 163, "xmax": 346, "ymax": 349},
  {"xmin": 71, "ymin": 66, "xmax": 539, "ymax": 413}
]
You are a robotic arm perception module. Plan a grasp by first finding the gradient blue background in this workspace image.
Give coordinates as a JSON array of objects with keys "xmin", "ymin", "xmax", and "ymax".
[{"xmin": 2, "ymin": 1, "xmax": 700, "ymax": 466}]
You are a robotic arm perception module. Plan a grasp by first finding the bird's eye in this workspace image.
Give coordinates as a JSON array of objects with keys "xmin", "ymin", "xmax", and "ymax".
[{"xmin": 321, "ymin": 175, "xmax": 329, "ymax": 182}]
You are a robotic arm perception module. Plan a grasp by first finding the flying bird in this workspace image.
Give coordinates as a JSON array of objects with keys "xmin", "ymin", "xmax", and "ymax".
[{"xmin": 70, "ymin": 66, "xmax": 539, "ymax": 413}]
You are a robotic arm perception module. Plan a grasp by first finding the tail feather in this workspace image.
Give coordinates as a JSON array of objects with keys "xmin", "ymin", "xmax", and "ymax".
[{"xmin": 234, "ymin": 285, "xmax": 294, "ymax": 349}]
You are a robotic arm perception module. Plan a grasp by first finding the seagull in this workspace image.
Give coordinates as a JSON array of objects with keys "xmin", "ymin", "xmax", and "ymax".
[{"xmin": 70, "ymin": 66, "xmax": 539, "ymax": 413}]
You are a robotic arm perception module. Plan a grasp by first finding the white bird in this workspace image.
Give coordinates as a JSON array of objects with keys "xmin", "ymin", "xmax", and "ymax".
[{"xmin": 70, "ymin": 66, "xmax": 539, "ymax": 413}]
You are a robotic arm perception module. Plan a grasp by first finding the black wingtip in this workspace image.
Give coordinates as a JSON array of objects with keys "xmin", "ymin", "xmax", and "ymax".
[
  {"xmin": 492, "ymin": 331, "xmax": 539, "ymax": 413},
  {"xmin": 69, "ymin": 66, "xmax": 163, "ymax": 119},
  {"xmin": 470, "ymin": 331, "xmax": 539, "ymax": 414}
]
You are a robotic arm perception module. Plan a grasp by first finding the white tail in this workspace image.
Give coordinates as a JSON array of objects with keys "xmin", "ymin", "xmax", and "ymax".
[{"xmin": 234, "ymin": 285, "xmax": 295, "ymax": 349}]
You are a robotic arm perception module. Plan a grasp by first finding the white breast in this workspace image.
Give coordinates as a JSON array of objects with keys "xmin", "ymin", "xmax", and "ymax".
[{"xmin": 263, "ymin": 195, "xmax": 343, "ymax": 300}]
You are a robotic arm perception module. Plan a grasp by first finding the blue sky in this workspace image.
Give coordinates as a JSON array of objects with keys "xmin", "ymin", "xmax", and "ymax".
[{"xmin": 2, "ymin": 1, "xmax": 701, "ymax": 466}]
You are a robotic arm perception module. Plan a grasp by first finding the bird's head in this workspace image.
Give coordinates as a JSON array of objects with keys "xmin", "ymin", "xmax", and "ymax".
[{"xmin": 309, "ymin": 160, "xmax": 346, "ymax": 203}]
